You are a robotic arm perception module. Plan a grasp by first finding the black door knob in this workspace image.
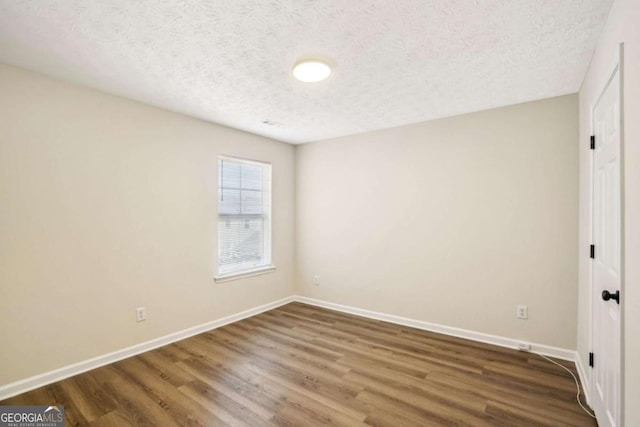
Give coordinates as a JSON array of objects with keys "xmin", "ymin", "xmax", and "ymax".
[{"xmin": 602, "ymin": 290, "xmax": 620, "ymax": 304}]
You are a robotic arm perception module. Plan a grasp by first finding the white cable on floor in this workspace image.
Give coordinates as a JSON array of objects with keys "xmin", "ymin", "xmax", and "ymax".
[{"xmin": 535, "ymin": 352, "xmax": 597, "ymax": 419}]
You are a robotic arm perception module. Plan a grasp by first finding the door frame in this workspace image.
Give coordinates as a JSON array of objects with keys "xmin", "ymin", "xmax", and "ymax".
[{"xmin": 589, "ymin": 42, "xmax": 625, "ymax": 424}]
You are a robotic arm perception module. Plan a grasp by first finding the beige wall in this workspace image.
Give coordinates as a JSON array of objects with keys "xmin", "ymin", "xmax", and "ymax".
[
  {"xmin": 296, "ymin": 95, "xmax": 579, "ymax": 349},
  {"xmin": 0, "ymin": 63, "xmax": 296, "ymax": 385},
  {"xmin": 577, "ymin": 0, "xmax": 640, "ymax": 424}
]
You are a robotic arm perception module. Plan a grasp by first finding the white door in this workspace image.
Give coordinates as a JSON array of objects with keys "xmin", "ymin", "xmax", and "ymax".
[{"xmin": 591, "ymin": 66, "xmax": 621, "ymax": 427}]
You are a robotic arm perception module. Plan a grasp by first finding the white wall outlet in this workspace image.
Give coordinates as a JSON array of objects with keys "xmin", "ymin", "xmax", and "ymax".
[
  {"xmin": 517, "ymin": 305, "xmax": 528, "ymax": 319},
  {"xmin": 136, "ymin": 307, "xmax": 146, "ymax": 322},
  {"xmin": 517, "ymin": 342, "xmax": 532, "ymax": 351},
  {"xmin": 313, "ymin": 275, "xmax": 320, "ymax": 286}
]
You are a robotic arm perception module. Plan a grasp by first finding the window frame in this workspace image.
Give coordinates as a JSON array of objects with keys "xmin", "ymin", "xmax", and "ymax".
[{"xmin": 214, "ymin": 155, "xmax": 274, "ymax": 283}]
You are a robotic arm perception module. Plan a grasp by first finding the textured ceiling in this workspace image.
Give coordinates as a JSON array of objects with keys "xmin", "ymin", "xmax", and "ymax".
[{"xmin": 0, "ymin": 0, "xmax": 612, "ymax": 144}]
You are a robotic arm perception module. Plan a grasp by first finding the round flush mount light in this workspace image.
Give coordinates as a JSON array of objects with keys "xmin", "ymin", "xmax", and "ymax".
[{"xmin": 292, "ymin": 60, "xmax": 332, "ymax": 82}]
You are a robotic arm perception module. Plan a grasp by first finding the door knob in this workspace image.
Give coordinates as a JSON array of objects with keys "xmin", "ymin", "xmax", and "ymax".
[{"xmin": 602, "ymin": 290, "xmax": 620, "ymax": 304}]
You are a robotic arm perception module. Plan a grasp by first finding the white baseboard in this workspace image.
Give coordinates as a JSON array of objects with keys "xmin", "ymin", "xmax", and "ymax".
[
  {"xmin": 1, "ymin": 293, "xmax": 583, "ymax": 401},
  {"xmin": 0, "ymin": 295, "xmax": 295, "ymax": 401},
  {"xmin": 575, "ymin": 353, "xmax": 592, "ymax": 405},
  {"xmin": 294, "ymin": 296, "xmax": 577, "ymax": 361}
]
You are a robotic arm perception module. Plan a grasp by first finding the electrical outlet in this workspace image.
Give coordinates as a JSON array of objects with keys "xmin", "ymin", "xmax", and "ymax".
[
  {"xmin": 136, "ymin": 307, "xmax": 146, "ymax": 322},
  {"xmin": 313, "ymin": 275, "xmax": 320, "ymax": 286},
  {"xmin": 517, "ymin": 305, "xmax": 528, "ymax": 319},
  {"xmin": 517, "ymin": 342, "xmax": 532, "ymax": 351}
]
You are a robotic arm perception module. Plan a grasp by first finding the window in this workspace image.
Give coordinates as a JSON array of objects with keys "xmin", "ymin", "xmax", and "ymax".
[{"xmin": 215, "ymin": 156, "xmax": 273, "ymax": 281}]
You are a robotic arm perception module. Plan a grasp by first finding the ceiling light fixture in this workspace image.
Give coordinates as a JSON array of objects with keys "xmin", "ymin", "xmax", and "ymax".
[{"xmin": 292, "ymin": 60, "xmax": 331, "ymax": 82}]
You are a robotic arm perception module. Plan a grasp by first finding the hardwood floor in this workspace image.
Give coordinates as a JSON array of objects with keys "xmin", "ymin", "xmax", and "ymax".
[{"xmin": 1, "ymin": 302, "xmax": 597, "ymax": 426}]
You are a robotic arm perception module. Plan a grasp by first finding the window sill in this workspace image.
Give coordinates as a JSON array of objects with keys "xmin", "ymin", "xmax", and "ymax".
[{"xmin": 214, "ymin": 265, "xmax": 276, "ymax": 283}]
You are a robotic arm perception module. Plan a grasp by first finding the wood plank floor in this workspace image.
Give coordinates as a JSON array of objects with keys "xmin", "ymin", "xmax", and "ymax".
[{"xmin": 1, "ymin": 302, "xmax": 598, "ymax": 426}]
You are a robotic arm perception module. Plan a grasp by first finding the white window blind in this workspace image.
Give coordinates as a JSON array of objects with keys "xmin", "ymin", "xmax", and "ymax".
[{"xmin": 217, "ymin": 156, "xmax": 272, "ymax": 277}]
